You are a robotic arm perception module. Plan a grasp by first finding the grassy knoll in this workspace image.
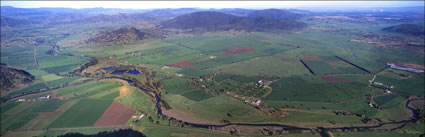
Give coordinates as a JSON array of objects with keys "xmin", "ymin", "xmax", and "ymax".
[
  {"xmin": 142, "ymin": 126, "xmax": 235, "ymax": 137},
  {"xmin": 374, "ymin": 72, "xmax": 425, "ymax": 98},
  {"xmin": 302, "ymin": 60, "xmax": 342, "ymax": 74},
  {"xmin": 45, "ymin": 77, "xmax": 81, "ymax": 88},
  {"xmin": 265, "ymin": 76, "xmax": 369, "ymax": 103},
  {"xmin": 4, "ymin": 83, "xmax": 48, "ymax": 98},
  {"xmin": 48, "ymin": 99, "xmax": 113, "ymax": 128},
  {"xmin": 259, "ymin": 110, "xmax": 364, "ymax": 127},
  {"xmin": 117, "ymin": 86, "xmax": 154, "ymax": 113},
  {"xmin": 31, "ymin": 99, "xmax": 65, "ymax": 112},
  {"xmin": 0, "ymin": 102, "xmax": 19, "ymax": 113},
  {"xmin": 100, "ymin": 90, "xmax": 120, "ymax": 100},
  {"xmin": 38, "ymin": 127, "xmax": 116, "ymax": 137},
  {"xmin": 41, "ymin": 74, "xmax": 63, "ymax": 82},
  {"xmin": 208, "ymin": 54, "xmax": 310, "ymax": 77},
  {"xmin": 337, "ymin": 123, "xmax": 424, "ymax": 137},
  {"xmin": 121, "ymin": 44, "xmax": 200, "ymax": 65},
  {"xmin": 1, "ymin": 102, "xmax": 38, "ymax": 135},
  {"xmin": 0, "ymin": 46, "xmax": 51, "ymax": 69},
  {"xmin": 217, "ymin": 79, "xmax": 268, "ymax": 97},
  {"xmin": 3, "ymin": 130, "xmax": 44, "ymax": 137},
  {"xmin": 55, "ymin": 81, "xmax": 121, "ymax": 99},
  {"xmin": 20, "ymin": 99, "xmax": 79, "ymax": 130},
  {"xmin": 162, "ymin": 78, "xmax": 196, "ymax": 94},
  {"xmin": 177, "ymin": 69, "xmax": 212, "ymax": 77},
  {"xmin": 167, "ymin": 95, "xmax": 268, "ymax": 122},
  {"xmin": 181, "ymin": 90, "xmax": 214, "ymax": 101}
]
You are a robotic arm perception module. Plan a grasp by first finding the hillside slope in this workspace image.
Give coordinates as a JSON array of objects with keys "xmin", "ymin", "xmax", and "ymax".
[
  {"xmin": 84, "ymin": 27, "xmax": 148, "ymax": 46},
  {"xmin": 0, "ymin": 65, "xmax": 35, "ymax": 92},
  {"xmin": 247, "ymin": 9, "xmax": 302, "ymax": 20},
  {"xmin": 162, "ymin": 11, "xmax": 306, "ymax": 32},
  {"xmin": 383, "ymin": 24, "xmax": 424, "ymax": 36}
]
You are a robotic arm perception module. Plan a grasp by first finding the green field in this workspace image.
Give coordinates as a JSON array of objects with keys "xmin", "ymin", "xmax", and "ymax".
[
  {"xmin": 1, "ymin": 6, "xmax": 424, "ymax": 137},
  {"xmin": 162, "ymin": 78, "xmax": 196, "ymax": 94},
  {"xmin": 181, "ymin": 90, "xmax": 214, "ymax": 101},
  {"xmin": 48, "ymin": 99, "xmax": 113, "ymax": 128},
  {"xmin": 31, "ymin": 99, "xmax": 65, "ymax": 112},
  {"xmin": 265, "ymin": 76, "xmax": 368, "ymax": 103}
]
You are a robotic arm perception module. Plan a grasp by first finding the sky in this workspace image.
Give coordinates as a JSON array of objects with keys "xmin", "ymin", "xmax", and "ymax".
[{"xmin": 1, "ymin": 1, "xmax": 424, "ymax": 9}]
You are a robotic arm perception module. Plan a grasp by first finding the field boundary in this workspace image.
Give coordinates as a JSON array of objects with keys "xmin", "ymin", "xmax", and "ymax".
[
  {"xmin": 299, "ymin": 59, "xmax": 316, "ymax": 75},
  {"xmin": 334, "ymin": 56, "xmax": 371, "ymax": 74}
]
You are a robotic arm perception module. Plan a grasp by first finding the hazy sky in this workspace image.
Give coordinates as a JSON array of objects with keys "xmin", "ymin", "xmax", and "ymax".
[{"xmin": 1, "ymin": 1, "xmax": 423, "ymax": 9}]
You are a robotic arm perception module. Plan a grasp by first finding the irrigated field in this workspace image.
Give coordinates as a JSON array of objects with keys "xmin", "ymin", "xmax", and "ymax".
[
  {"xmin": 48, "ymin": 99, "xmax": 113, "ymax": 128},
  {"xmin": 1, "ymin": 8, "xmax": 424, "ymax": 137}
]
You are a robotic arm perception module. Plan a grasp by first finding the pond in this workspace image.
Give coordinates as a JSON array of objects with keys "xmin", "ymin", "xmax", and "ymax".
[
  {"xmin": 112, "ymin": 70, "xmax": 126, "ymax": 74},
  {"xmin": 80, "ymin": 57, "xmax": 90, "ymax": 60},
  {"xmin": 103, "ymin": 66, "xmax": 116, "ymax": 70},
  {"xmin": 127, "ymin": 70, "xmax": 140, "ymax": 75}
]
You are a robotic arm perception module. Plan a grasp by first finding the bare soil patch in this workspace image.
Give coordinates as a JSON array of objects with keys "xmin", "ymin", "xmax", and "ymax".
[
  {"xmin": 168, "ymin": 61, "xmax": 193, "ymax": 67},
  {"xmin": 221, "ymin": 47, "xmax": 255, "ymax": 56},
  {"xmin": 94, "ymin": 102, "xmax": 136, "ymax": 127},
  {"xmin": 320, "ymin": 75, "xmax": 351, "ymax": 83},
  {"xmin": 115, "ymin": 85, "xmax": 131, "ymax": 101},
  {"xmin": 300, "ymin": 56, "xmax": 321, "ymax": 61}
]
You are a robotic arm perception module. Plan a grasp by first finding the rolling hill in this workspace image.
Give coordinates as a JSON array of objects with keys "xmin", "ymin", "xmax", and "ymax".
[
  {"xmin": 383, "ymin": 24, "xmax": 424, "ymax": 36},
  {"xmin": 0, "ymin": 65, "xmax": 35, "ymax": 92},
  {"xmin": 247, "ymin": 9, "xmax": 302, "ymax": 20},
  {"xmin": 84, "ymin": 27, "xmax": 148, "ymax": 46},
  {"xmin": 162, "ymin": 11, "xmax": 306, "ymax": 32}
]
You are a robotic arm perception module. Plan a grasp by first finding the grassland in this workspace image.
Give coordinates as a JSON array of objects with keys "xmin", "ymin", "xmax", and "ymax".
[
  {"xmin": 181, "ymin": 90, "xmax": 214, "ymax": 101},
  {"xmin": 265, "ymin": 76, "xmax": 368, "ymax": 103},
  {"xmin": 1, "ymin": 11, "xmax": 424, "ymax": 137},
  {"xmin": 48, "ymin": 99, "xmax": 113, "ymax": 128},
  {"xmin": 162, "ymin": 78, "xmax": 196, "ymax": 94}
]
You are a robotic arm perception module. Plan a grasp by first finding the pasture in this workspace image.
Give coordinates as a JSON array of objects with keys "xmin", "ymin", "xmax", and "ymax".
[
  {"xmin": 48, "ymin": 99, "xmax": 113, "ymax": 128},
  {"xmin": 162, "ymin": 78, "xmax": 196, "ymax": 94},
  {"xmin": 265, "ymin": 76, "xmax": 369, "ymax": 103},
  {"xmin": 181, "ymin": 90, "xmax": 214, "ymax": 101}
]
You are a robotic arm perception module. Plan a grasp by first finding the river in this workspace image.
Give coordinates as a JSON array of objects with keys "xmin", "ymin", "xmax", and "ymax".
[{"xmin": 116, "ymin": 77, "xmax": 423, "ymax": 132}]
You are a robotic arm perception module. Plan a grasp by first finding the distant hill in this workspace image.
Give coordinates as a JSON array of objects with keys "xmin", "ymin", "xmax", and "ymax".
[
  {"xmin": 56, "ymin": 13, "xmax": 155, "ymax": 24},
  {"xmin": 0, "ymin": 65, "xmax": 35, "ymax": 92},
  {"xmin": 144, "ymin": 8, "xmax": 202, "ymax": 20},
  {"xmin": 0, "ymin": 16, "xmax": 34, "ymax": 27},
  {"xmin": 214, "ymin": 8, "xmax": 254, "ymax": 16},
  {"xmin": 83, "ymin": 27, "xmax": 148, "ymax": 46},
  {"xmin": 383, "ymin": 24, "xmax": 425, "ymax": 36},
  {"xmin": 162, "ymin": 11, "xmax": 306, "ymax": 32},
  {"xmin": 247, "ymin": 9, "xmax": 302, "ymax": 20}
]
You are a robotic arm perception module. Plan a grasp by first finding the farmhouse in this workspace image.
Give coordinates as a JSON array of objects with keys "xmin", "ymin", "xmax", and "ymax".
[
  {"xmin": 373, "ymin": 82, "xmax": 383, "ymax": 86},
  {"xmin": 39, "ymin": 95, "xmax": 51, "ymax": 100},
  {"xmin": 372, "ymin": 81, "xmax": 394, "ymax": 90},
  {"xmin": 255, "ymin": 80, "xmax": 266, "ymax": 87},
  {"xmin": 138, "ymin": 114, "xmax": 145, "ymax": 120},
  {"xmin": 387, "ymin": 63, "xmax": 424, "ymax": 73},
  {"xmin": 251, "ymin": 100, "xmax": 261, "ymax": 106}
]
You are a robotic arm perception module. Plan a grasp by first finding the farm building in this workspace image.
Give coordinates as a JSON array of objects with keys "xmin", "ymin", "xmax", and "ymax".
[
  {"xmin": 387, "ymin": 63, "xmax": 424, "ymax": 73},
  {"xmin": 251, "ymin": 100, "xmax": 261, "ymax": 106},
  {"xmin": 39, "ymin": 95, "xmax": 51, "ymax": 100},
  {"xmin": 255, "ymin": 80, "xmax": 266, "ymax": 87}
]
